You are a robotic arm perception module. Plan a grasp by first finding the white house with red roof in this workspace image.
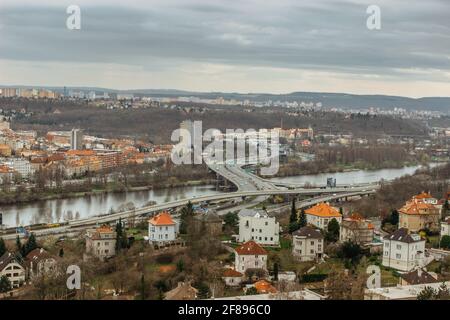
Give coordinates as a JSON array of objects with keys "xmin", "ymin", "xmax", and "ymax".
[
  {"xmin": 234, "ymin": 240, "xmax": 268, "ymax": 273},
  {"xmin": 304, "ymin": 202, "xmax": 342, "ymax": 229},
  {"xmin": 148, "ymin": 211, "xmax": 177, "ymax": 244}
]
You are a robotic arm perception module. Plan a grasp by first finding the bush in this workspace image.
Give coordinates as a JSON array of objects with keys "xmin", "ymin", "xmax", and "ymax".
[
  {"xmin": 156, "ymin": 253, "xmax": 174, "ymax": 264},
  {"xmin": 299, "ymin": 273, "xmax": 328, "ymax": 283}
]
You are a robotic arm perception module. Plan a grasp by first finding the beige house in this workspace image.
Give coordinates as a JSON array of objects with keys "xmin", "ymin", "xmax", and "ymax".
[
  {"xmin": 0, "ymin": 252, "xmax": 26, "ymax": 289},
  {"xmin": 292, "ymin": 226, "xmax": 324, "ymax": 262},
  {"xmin": 86, "ymin": 225, "xmax": 117, "ymax": 260},
  {"xmin": 234, "ymin": 241, "xmax": 268, "ymax": 273},
  {"xmin": 399, "ymin": 192, "xmax": 440, "ymax": 232},
  {"xmin": 340, "ymin": 213, "xmax": 374, "ymax": 245}
]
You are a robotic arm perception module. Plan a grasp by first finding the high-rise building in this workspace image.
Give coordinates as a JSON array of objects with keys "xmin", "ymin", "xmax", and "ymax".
[{"xmin": 70, "ymin": 129, "xmax": 83, "ymax": 150}]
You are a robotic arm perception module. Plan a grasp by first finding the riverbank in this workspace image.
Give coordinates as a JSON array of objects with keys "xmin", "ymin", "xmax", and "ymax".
[
  {"xmin": 0, "ymin": 178, "xmax": 217, "ymax": 206},
  {"xmin": 272, "ymin": 158, "xmax": 433, "ymax": 178}
]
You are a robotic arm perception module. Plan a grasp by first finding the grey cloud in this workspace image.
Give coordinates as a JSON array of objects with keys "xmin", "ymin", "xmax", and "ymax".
[{"xmin": 0, "ymin": 0, "xmax": 449, "ymax": 82}]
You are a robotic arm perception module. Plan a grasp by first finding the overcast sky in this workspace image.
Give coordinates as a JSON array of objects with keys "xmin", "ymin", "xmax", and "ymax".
[{"xmin": 0, "ymin": 0, "xmax": 449, "ymax": 97}]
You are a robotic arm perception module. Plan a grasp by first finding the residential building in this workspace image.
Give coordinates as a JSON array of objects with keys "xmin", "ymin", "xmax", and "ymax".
[
  {"xmin": 238, "ymin": 209, "xmax": 279, "ymax": 246},
  {"xmin": 398, "ymin": 268, "xmax": 438, "ymax": 286},
  {"xmin": 25, "ymin": 248, "xmax": 57, "ymax": 279},
  {"xmin": 441, "ymin": 217, "xmax": 450, "ymax": 238},
  {"xmin": 304, "ymin": 202, "xmax": 342, "ymax": 229},
  {"xmin": 0, "ymin": 252, "xmax": 25, "ymax": 288},
  {"xmin": 1, "ymin": 158, "xmax": 33, "ymax": 178},
  {"xmin": 234, "ymin": 240, "xmax": 268, "ymax": 273},
  {"xmin": 339, "ymin": 213, "xmax": 375, "ymax": 245},
  {"xmin": 193, "ymin": 211, "xmax": 222, "ymax": 237},
  {"xmin": 0, "ymin": 144, "xmax": 12, "ymax": 157},
  {"xmin": 222, "ymin": 268, "xmax": 244, "ymax": 287},
  {"xmin": 85, "ymin": 225, "xmax": 117, "ymax": 260},
  {"xmin": 398, "ymin": 193, "xmax": 440, "ymax": 232},
  {"xmin": 292, "ymin": 226, "xmax": 324, "ymax": 262},
  {"xmin": 382, "ymin": 228, "xmax": 426, "ymax": 272},
  {"xmin": 70, "ymin": 129, "xmax": 83, "ymax": 150},
  {"xmin": 148, "ymin": 212, "xmax": 177, "ymax": 244},
  {"xmin": 164, "ymin": 281, "xmax": 198, "ymax": 300}
]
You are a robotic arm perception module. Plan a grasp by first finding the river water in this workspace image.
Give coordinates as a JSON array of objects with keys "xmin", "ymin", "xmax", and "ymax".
[{"xmin": 0, "ymin": 163, "xmax": 441, "ymax": 228}]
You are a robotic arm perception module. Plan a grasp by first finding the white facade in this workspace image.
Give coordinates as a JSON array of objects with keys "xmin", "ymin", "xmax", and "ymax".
[
  {"xmin": 238, "ymin": 209, "xmax": 279, "ymax": 245},
  {"xmin": 441, "ymin": 220, "xmax": 450, "ymax": 238},
  {"xmin": 0, "ymin": 253, "xmax": 25, "ymax": 288},
  {"xmin": 235, "ymin": 252, "xmax": 267, "ymax": 273},
  {"xmin": 2, "ymin": 158, "xmax": 34, "ymax": 178},
  {"xmin": 292, "ymin": 227, "xmax": 324, "ymax": 262},
  {"xmin": 149, "ymin": 224, "xmax": 177, "ymax": 243},
  {"xmin": 148, "ymin": 213, "xmax": 178, "ymax": 244},
  {"xmin": 306, "ymin": 214, "xmax": 342, "ymax": 229},
  {"xmin": 382, "ymin": 228, "xmax": 425, "ymax": 272}
]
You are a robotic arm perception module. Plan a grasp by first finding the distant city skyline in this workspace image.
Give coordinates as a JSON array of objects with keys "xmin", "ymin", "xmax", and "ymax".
[{"xmin": 0, "ymin": 0, "xmax": 449, "ymax": 98}]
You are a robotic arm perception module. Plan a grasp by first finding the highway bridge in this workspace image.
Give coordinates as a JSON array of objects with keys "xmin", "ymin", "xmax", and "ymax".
[{"xmin": 0, "ymin": 187, "xmax": 376, "ymax": 240}]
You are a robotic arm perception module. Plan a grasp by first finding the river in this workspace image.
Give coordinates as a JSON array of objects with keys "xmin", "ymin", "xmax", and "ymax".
[{"xmin": 0, "ymin": 163, "xmax": 441, "ymax": 228}]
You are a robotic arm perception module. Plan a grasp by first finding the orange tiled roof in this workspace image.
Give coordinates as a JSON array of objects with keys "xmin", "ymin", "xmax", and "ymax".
[
  {"xmin": 305, "ymin": 203, "xmax": 341, "ymax": 218},
  {"xmin": 235, "ymin": 241, "xmax": 267, "ymax": 256},
  {"xmin": 414, "ymin": 192, "xmax": 433, "ymax": 200},
  {"xmin": 149, "ymin": 212, "xmax": 175, "ymax": 226},
  {"xmin": 66, "ymin": 149, "xmax": 95, "ymax": 156},
  {"xmin": 223, "ymin": 268, "xmax": 243, "ymax": 277},
  {"xmin": 97, "ymin": 225, "xmax": 114, "ymax": 233},
  {"xmin": 399, "ymin": 201, "xmax": 436, "ymax": 215},
  {"xmin": 254, "ymin": 280, "xmax": 277, "ymax": 294}
]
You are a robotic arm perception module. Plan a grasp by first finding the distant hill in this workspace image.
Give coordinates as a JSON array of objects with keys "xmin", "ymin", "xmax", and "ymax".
[{"xmin": 1, "ymin": 85, "xmax": 449, "ymax": 112}]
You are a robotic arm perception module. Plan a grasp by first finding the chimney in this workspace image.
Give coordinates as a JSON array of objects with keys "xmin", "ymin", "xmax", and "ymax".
[{"xmin": 417, "ymin": 269, "xmax": 422, "ymax": 278}]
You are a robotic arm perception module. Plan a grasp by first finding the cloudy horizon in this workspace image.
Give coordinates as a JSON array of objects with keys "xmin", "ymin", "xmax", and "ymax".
[{"xmin": 0, "ymin": 0, "xmax": 449, "ymax": 98}]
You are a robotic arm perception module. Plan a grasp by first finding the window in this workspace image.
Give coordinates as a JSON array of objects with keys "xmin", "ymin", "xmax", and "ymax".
[
  {"xmin": 270, "ymin": 237, "xmax": 273, "ymax": 241},
  {"xmin": 252, "ymin": 228, "xmax": 254, "ymax": 232},
  {"xmin": 265, "ymin": 237, "xmax": 267, "ymax": 241},
  {"xmin": 384, "ymin": 251, "xmax": 388, "ymax": 256},
  {"xmin": 259, "ymin": 229, "xmax": 262, "ymax": 233},
  {"xmin": 396, "ymin": 254, "xmax": 401, "ymax": 259},
  {"xmin": 310, "ymin": 241, "xmax": 314, "ymax": 245},
  {"xmin": 265, "ymin": 222, "xmax": 268, "ymax": 226},
  {"xmin": 105, "ymin": 242, "xmax": 109, "ymax": 246},
  {"xmin": 396, "ymin": 244, "xmax": 402, "ymax": 250},
  {"xmin": 310, "ymin": 249, "xmax": 314, "ymax": 254}
]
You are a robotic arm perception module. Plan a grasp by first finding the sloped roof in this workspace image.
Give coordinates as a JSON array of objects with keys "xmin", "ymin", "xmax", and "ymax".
[
  {"xmin": 235, "ymin": 241, "xmax": 267, "ymax": 256},
  {"xmin": 239, "ymin": 208, "xmax": 268, "ymax": 218},
  {"xmin": 399, "ymin": 201, "xmax": 436, "ymax": 215},
  {"xmin": 305, "ymin": 203, "xmax": 341, "ymax": 218},
  {"xmin": 383, "ymin": 228, "xmax": 424, "ymax": 243},
  {"xmin": 223, "ymin": 268, "xmax": 243, "ymax": 277},
  {"xmin": 149, "ymin": 212, "xmax": 175, "ymax": 226},
  {"xmin": 254, "ymin": 280, "xmax": 277, "ymax": 294},
  {"xmin": 400, "ymin": 269, "xmax": 438, "ymax": 285},
  {"xmin": 292, "ymin": 226, "xmax": 323, "ymax": 239},
  {"xmin": 0, "ymin": 252, "xmax": 23, "ymax": 272}
]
